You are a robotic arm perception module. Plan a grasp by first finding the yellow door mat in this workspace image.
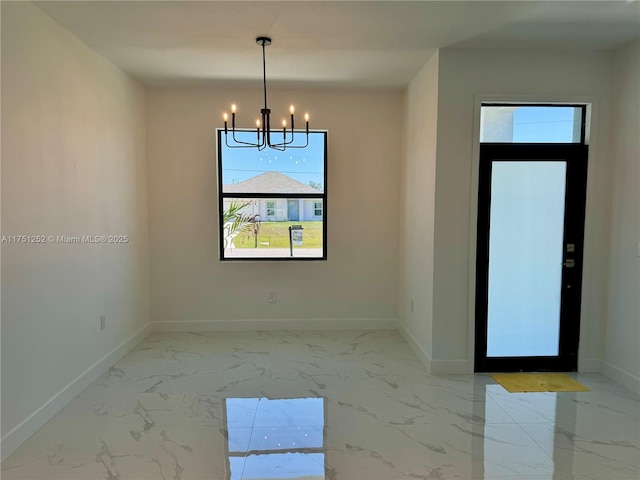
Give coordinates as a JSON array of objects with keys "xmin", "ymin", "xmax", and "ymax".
[{"xmin": 491, "ymin": 373, "xmax": 590, "ymax": 393}]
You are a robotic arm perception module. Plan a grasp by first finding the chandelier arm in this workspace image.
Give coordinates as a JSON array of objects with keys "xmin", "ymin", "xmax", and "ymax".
[
  {"xmin": 284, "ymin": 128, "xmax": 293, "ymax": 145},
  {"xmin": 230, "ymin": 129, "xmax": 261, "ymax": 147},
  {"xmin": 273, "ymin": 128, "xmax": 295, "ymax": 146},
  {"xmin": 266, "ymin": 142, "xmax": 286, "ymax": 152},
  {"xmin": 269, "ymin": 130, "xmax": 310, "ymax": 148},
  {"xmin": 225, "ymin": 136, "xmax": 258, "ymax": 149},
  {"xmin": 282, "ymin": 141, "xmax": 309, "ymax": 149},
  {"xmin": 228, "ymin": 124, "xmax": 269, "ymax": 148},
  {"xmin": 272, "ymin": 134, "xmax": 309, "ymax": 149},
  {"xmin": 226, "ymin": 143, "xmax": 261, "ymax": 149},
  {"xmin": 225, "ymin": 134, "xmax": 261, "ymax": 149}
]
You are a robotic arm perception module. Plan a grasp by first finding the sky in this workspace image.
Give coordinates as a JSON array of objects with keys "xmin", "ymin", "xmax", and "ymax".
[
  {"xmin": 220, "ymin": 130, "xmax": 326, "ymax": 188},
  {"xmin": 512, "ymin": 106, "xmax": 580, "ymax": 142}
]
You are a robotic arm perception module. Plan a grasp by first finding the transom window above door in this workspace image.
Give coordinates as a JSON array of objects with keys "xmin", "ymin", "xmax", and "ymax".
[{"xmin": 480, "ymin": 104, "xmax": 586, "ymax": 144}]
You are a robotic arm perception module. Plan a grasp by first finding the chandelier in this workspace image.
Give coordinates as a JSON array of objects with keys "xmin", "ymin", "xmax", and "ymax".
[{"xmin": 222, "ymin": 37, "xmax": 310, "ymax": 151}]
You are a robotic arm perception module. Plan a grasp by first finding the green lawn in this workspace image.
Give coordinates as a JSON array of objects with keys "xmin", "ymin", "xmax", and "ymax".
[{"xmin": 232, "ymin": 221, "xmax": 323, "ymax": 249}]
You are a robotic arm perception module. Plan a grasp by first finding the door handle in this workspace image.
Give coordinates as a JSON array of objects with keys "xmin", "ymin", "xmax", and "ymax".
[{"xmin": 563, "ymin": 259, "xmax": 575, "ymax": 268}]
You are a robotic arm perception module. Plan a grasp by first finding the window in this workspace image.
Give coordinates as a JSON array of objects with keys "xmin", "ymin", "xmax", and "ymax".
[
  {"xmin": 266, "ymin": 201, "xmax": 276, "ymax": 218},
  {"xmin": 217, "ymin": 130, "xmax": 327, "ymax": 260},
  {"xmin": 480, "ymin": 104, "xmax": 585, "ymax": 143}
]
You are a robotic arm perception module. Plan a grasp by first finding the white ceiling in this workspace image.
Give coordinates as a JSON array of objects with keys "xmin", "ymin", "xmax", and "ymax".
[{"xmin": 35, "ymin": 1, "xmax": 640, "ymax": 88}]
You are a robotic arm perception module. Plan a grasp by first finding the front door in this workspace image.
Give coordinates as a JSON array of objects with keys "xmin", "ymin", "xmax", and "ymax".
[
  {"xmin": 475, "ymin": 143, "xmax": 588, "ymax": 372},
  {"xmin": 287, "ymin": 200, "xmax": 299, "ymax": 221}
]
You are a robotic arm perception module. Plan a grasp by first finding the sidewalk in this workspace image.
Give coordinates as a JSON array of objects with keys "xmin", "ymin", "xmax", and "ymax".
[{"xmin": 224, "ymin": 247, "xmax": 323, "ymax": 258}]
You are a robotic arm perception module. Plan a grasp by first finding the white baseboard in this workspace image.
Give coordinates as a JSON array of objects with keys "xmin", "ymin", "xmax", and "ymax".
[
  {"xmin": 397, "ymin": 322, "xmax": 472, "ymax": 374},
  {"xmin": 397, "ymin": 321, "xmax": 432, "ymax": 373},
  {"xmin": 429, "ymin": 358, "xmax": 471, "ymax": 374},
  {"xmin": 583, "ymin": 357, "xmax": 601, "ymax": 373},
  {"xmin": 600, "ymin": 360, "xmax": 640, "ymax": 395},
  {"xmin": 151, "ymin": 318, "xmax": 399, "ymax": 332},
  {"xmin": 1, "ymin": 322, "xmax": 151, "ymax": 462}
]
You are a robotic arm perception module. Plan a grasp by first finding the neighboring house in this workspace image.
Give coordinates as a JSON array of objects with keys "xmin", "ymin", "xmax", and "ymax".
[{"xmin": 223, "ymin": 171, "xmax": 323, "ymax": 222}]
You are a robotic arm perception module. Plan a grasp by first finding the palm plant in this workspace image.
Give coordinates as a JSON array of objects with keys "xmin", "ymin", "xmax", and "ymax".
[{"xmin": 222, "ymin": 200, "xmax": 261, "ymax": 250}]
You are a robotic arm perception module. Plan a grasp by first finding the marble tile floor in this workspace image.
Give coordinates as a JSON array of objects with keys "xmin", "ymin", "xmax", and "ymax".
[{"xmin": 2, "ymin": 330, "xmax": 639, "ymax": 480}]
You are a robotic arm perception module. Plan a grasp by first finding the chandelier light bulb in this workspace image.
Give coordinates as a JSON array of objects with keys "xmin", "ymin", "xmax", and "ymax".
[
  {"xmin": 223, "ymin": 112, "xmax": 228, "ymax": 121},
  {"xmin": 256, "ymin": 119, "xmax": 261, "ymax": 128},
  {"xmin": 304, "ymin": 113, "xmax": 309, "ymax": 122},
  {"xmin": 282, "ymin": 119, "xmax": 287, "ymax": 127},
  {"xmin": 290, "ymin": 105, "xmax": 295, "ymax": 114},
  {"xmin": 231, "ymin": 104, "xmax": 237, "ymax": 113}
]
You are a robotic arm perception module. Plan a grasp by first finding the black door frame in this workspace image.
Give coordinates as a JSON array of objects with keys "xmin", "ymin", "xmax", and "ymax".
[{"xmin": 475, "ymin": 143, "xmax": 588, "ymax": 372}]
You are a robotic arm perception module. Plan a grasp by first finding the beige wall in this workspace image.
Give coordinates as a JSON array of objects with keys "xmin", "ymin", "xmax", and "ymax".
[
  {"xmin": 147, "ymin": 87, "xmax": 402, "ymax": 324},
  {"xmin": 1, "ymin": 2, "xmax": 150, "ymax": 453},
  {"xmin": 398, "ymin": 52, "xmax": 439, "ymax": 366},
  {"xmin": 431, "ymin": 48, "xmax": 614, "ymax": 371},
  {"xmin": 603, "ymin": 39, "xmax": 640, "ymax": 393}
]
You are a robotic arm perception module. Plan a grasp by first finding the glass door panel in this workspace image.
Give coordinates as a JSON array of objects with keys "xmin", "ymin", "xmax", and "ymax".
[{"xmin": 487, "ymin": 161, "xmax": 566, "ymax": 357}]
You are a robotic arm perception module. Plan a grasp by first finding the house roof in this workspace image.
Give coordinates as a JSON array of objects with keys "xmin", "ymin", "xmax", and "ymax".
[{"xmin": 223, "ymin": 172, "xmax": 322, "ymax": 195}]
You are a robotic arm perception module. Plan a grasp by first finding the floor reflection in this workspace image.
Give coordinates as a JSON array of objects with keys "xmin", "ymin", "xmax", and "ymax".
[
  {"xmin": 470, "ymin": 383, "xmax": 564, "ymax": 478},
  {"xmin": 470, "ymin": 382, "xmax": 628, "ymax": 480},
  {"xmin": 225, "ymin": 397, "xmax": 326, "ymax": 480}
]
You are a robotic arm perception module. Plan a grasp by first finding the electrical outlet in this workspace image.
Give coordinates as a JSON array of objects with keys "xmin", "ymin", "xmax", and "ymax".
[
  {"xmin": 268, "ymin": 292, "xmax": 277, "ymax": 304},
  {"xmin": 100, "ymin": 315, "xmax": 106, "ymax": 331},
  {"xmin": 410, "ymin": 299, "xmax": 414, "ymax": 313}
]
